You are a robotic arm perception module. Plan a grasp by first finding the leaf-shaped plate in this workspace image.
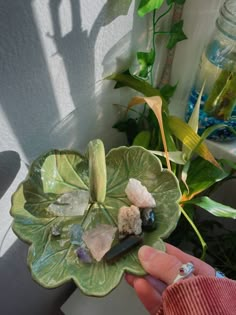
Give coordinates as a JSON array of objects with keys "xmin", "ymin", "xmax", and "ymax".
[{"xmin": 10, "ymin": 144, "xmax": 181, "ymax": 296}]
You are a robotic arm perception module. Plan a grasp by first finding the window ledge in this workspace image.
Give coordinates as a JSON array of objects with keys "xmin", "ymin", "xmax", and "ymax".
[{"xmin": 206, "ymin": 140, "xmax": 236, "ymax": 163}]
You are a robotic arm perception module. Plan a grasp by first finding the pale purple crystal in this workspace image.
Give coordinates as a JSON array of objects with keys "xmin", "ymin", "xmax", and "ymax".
[{"xmin": 76, "ymin": 247, "xmax": 92, "ymax": 263}]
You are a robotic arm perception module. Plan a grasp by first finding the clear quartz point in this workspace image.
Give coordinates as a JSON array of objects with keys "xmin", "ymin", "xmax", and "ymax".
[{"xmin": 48, "ymin": 190, "xmax": 90, "ymax": 216}]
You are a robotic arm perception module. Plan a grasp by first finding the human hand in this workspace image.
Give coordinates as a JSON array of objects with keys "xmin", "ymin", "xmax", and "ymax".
[{"xmin": 125, "ymin": 243, "xmax": 215, "ymax": 315}]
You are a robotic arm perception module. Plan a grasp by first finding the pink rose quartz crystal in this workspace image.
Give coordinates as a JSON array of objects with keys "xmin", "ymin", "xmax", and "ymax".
[{"xmin": 82, "ymin": 224, "xmax": 117, "ymax": 262}]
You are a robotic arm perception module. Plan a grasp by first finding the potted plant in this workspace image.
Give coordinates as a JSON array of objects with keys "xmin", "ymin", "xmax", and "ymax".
[{"xmin": 107, "ymin": 0, "xmax": 236, "ymax": 276}]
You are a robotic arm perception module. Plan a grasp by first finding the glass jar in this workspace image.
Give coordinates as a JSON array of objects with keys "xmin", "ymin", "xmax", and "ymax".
[{"xmin": 185, "ymin": 0, "xmax": 236, "ymax": 141}]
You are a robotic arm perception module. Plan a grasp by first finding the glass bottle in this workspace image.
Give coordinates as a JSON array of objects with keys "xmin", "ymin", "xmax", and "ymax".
[{"xmin": 185, "ymin": 0, "xmax": 236, "ymax": 141}]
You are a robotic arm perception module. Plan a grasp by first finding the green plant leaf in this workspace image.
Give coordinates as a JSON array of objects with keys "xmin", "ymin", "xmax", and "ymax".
[
  {"xmin": 106, "ymin": 70, "xmax": 161, "ymax": 96},
  {"xmin": 150, "ymin": 150, "xmax": 187, "ymax": 164},
  {"xmin": 162, "ymin": 112, "xmax": 177, "ymax": 152},
  {"xmin": 167, "ymin": 0, "xmax": 186, "ymax": 4},
  {"xmin": 160, "ymin": 83, "xmax": 177, "ymax": 103},
  {"xmin": 11, "ymin": 142, "xmax": 181, "ymax": 296},
  {"xmin": 182, "ymin": 157, "xmax": 230, "ymax": 201},
  {"xmin": 168, "ymin": 115, "xmax": 220, "ymax": 168},
  {"xmin": 138, "ymin": 0, "xmax": 165, "ymax": 17},
  {"xmin": 137, "ymin": 49, "xmax": 155, "ymax": 78},
  {"xmin": 183, "ymin": 81, "xmax": 205, "ymax": 159},
  {"xmin": 184, "ymin": 196, "xmax": 236, "ymax": 219},
  {"xmin": 187, "ymin": 82, "xmax": 205, "ymax": 134},
  {"xmin": 133, "ymin": 130, "xmax": 151, "ymax": 148},
  {"xmin": 106, "ymin": 71, "xmax": 168, "ymax": 111},
  {"xmin": 181, "ymin": 160, "xmax": 190, "ymax": 193},
  {"xmin": 167, "ymin": 20, "xmax": 187, "ymax": 49}
]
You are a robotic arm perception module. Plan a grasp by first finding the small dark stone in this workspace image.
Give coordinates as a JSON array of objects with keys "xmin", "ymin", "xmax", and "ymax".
[
  {"xmin": 51, "ymin": 225, "xmax": 61, "ymax": 236},
  {"xmin": 140, "ymin": 208, "xmax": 157, "ymax": 232},
  {"xmin": 104, "ymin": 235, "xmax": 143, "ymax": 263}
]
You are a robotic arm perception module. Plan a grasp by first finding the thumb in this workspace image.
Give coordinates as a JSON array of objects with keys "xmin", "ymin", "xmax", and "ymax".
[{"xmin": 138, "ymin": 245, "xmax": 185, "ymax": 285}]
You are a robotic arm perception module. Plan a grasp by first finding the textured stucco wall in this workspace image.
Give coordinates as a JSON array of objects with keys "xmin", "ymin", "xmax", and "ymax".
[
  {"xmin": 0, "ymin": 1, "xmax": 151, "ymax": 314},
  {"xmin": 0, "ymin": 0, "xmax": 150, "ymax": 163}
]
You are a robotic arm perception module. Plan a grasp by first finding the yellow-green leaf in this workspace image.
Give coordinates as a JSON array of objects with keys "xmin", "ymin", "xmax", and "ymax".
[
  {"xmin": 168, "ymin": 116, "xmax": 220, "ymax": 168},
  {"xmin": 133, "ymin": 130, "xmax": 151, "ymax": 148},
  {"xmin": 183, "ymin": 81, "xmax": 205, "ymax": 158},
  {"xmin": 187, "ymin": 81, "xmax": 205, "ymax": 133},
  {"xmin": 128, "ymin": 96, "xmax": 171, "ymax": 171}
]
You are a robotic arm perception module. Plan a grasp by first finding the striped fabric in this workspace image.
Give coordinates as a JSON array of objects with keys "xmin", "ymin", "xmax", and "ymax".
[{"xmin": 157, "ymin": 276, "xmax": 236, "ymax": 315}]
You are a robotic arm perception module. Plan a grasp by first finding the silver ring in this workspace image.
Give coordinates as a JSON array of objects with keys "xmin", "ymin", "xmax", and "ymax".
[
  {"xmin": 216, "ymin": 270, "xmax": 226, "ymax": 278},
  {"xmin": 173, "ymin": 262, "xmax": 195, "ymax": 284}
]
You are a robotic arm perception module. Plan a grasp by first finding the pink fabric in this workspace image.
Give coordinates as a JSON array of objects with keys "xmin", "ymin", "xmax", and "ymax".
[{"xmin": 158, "ymin": 276, "xmax": 236, "ymax": 315}]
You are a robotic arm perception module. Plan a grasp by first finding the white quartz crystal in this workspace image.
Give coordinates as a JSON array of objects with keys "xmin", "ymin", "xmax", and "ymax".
[
  {"xmin": 118, "ymin": 205, "xmax": 142, "ymax": 236},
  {"xmin": 82, "ymin": 224, "xmax": 117, "ymax": 262},
  {"xmin": 125, "ymin": 178, "xmax": 156, "ymax": 208},
  {"xmin": 48, "ymin": 190, "xmax": 90, "ymax": 216}
]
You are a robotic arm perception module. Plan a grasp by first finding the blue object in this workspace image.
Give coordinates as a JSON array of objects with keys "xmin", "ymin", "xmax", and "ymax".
[
  {"xmin": 185, "ymin": 89, "xmax": 236, "ymax": 142},
  {"xmin": 215, "ymin": 270, "xmax": 226, "ymax": 278}
]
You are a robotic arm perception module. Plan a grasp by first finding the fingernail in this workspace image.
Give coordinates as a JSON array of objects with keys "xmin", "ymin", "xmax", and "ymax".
[{"xmin": 138, "ymin": 245, "xmax": 157, "ymax": 262}]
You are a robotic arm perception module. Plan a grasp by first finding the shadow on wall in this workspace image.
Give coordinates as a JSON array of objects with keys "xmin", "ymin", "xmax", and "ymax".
[
  {"xmin": 48, "ymin": 0, "xmax": 133, "ymax": 107},
  {"xmin": 0, "ymin": 0, "xmax": 131, "ymax": 161},
  {"xmin": 0, "ymin": 151, "xmax": 20, "ymax": 199},
  {"xmin": 47, "ymin": 0, "xmax": 135, "ymax": 152},
  {"xmin": 0, "ymin": 0, "xmax": 59, "ymax": 161},
  {"xmin": 0, "ymin": 0, "xmax": 103, "ymax": 161}
]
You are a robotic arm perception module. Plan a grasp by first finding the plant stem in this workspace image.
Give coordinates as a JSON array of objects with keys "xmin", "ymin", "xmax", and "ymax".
[
  {"xmin": 155, "ymin": 4, "xmax": 173, "ymax": 26},
  {"xmin": 180, "ymin": 206, "xmax": 207, "ymax": 260},
  {"xmin": 150, "ymin": 4, "xmax": 173, "ymax": 86},
  {"xmin": 154, "ymin": 31, "xmax": 171, "ymax": 35},
  {"xmin": 150, "ymin": 9, "xmax": 157, "ymax": 86}
]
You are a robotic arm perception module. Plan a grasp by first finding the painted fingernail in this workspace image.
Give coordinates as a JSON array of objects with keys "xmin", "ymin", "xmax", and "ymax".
[{"xmin": 138, "ymin": 245, "xmax": 157, "ymax": 262}]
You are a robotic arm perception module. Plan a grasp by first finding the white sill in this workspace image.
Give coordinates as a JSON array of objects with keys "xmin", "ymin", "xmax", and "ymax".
[{"xmin": 206, "ymin": 140, "xmax": 236, "ymax": 163}]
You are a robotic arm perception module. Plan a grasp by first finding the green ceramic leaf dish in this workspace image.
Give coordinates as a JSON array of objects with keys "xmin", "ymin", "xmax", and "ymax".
[{"xmin": 10, "ymin": 139, "xmax": 181, "ymax": 296}]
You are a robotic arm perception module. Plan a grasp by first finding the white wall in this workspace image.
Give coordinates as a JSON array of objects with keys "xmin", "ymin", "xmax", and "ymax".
[
  {"xmin": 0, "ymin": 1, "xmax": 150, "ymax": 314},
  {"xmin": 0, "ymin": 0, "xmax": 151, "ymax": 163},
  {"xmin": 170, "ymin": 0, "xmax": 224, "ymax": 117}
]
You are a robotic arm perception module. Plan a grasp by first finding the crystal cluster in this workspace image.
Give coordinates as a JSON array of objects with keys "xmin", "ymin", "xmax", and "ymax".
[
  {"xmin": 118, "ymin": 205, "xmax": 142, "ymax": 237},
  {"xmin": 125, "ymin": 178, "xmax": 156, "ymax": 208}
]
